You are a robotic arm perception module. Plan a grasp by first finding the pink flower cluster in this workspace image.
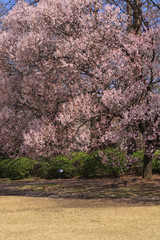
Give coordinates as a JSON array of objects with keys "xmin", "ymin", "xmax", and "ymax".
[{"xmin": 0, "ymin": 0, "xmax": 159, "ymax": 159}]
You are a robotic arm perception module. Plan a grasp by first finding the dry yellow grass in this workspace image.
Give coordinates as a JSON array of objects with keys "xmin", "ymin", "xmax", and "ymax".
[{"xmin": 0, "ymin": 196, "xmax": 160, "ymax": 240}]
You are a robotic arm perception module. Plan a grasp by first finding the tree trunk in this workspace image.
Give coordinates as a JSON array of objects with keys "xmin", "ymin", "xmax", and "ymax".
[
  {"xmin": 127, "ymin": 1, "xmax": 132, "ymax": 32},
  {"xmin": 142, "ymin": 150, "xmax": 153, "ymax": 180},
  {"xmin": 133, "ymin": 0, "xmax": 142, "ymax": 34}
]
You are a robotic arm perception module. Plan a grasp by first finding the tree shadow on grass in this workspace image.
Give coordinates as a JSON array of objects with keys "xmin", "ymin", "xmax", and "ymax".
[{"xmin": 0, "ymin": 174, "xmax": 160, "ymax": 206}]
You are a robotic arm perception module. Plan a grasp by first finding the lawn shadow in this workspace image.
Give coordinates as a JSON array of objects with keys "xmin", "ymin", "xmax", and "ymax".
[{"xmin": 0, "ymin": 174, "xmax": 160, "ymax": 206}]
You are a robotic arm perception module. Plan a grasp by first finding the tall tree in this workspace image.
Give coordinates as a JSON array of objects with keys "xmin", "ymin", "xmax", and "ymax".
[
  {"xmin": 0, "ymin": 0, "xmax": 159, "ymax": 178},
  {"xmin": 103, "ymin": 0, "xmax": 160, "ymax": 30}
]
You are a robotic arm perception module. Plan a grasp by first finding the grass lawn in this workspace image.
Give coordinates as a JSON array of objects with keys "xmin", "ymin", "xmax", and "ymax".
[{"xmin": 0, "ymin": 196, "xmax": 160, "ymax": 240}]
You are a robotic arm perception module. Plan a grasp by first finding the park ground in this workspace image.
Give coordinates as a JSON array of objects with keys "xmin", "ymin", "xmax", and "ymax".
[
  {"xmin": 0, "ymin": 174, "xmax": 160, "ymax": 206},
  {"xmin": 0, "ymin": 174, "xmax": 160, "ymax": 240}
]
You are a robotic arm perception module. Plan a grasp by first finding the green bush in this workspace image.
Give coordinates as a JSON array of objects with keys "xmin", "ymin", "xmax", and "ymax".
[
  {"xmin": 35, "ymin": 161, "xmax": 50, "ymax": 179},
  {"xmin": 47, "ymin": 155, "xmax": 76, "ymax": 179},
  {"xmin": 101, "ymin": 148, "xmax": 126, "ymax": 177},
  {"xmin": 81, "ymin": 151, "xmax": 104, "ymax": 178},
  {"xmin": 132, "ymin": 150, "xmax": 144, "ymax": 161},
  {"xmin": 0, "ymin": 155, "xmax": 6, "ymax": 162},
  {"xmin": 130, "ymin": 150, "xmax": 144, "ymax": 175},
  {"xmin": 0, "ymin": 159, "xmax": 11, "ymax": 178},
  {"xmin": 69, "ymin": 152, "xmax": 88, "ymax": 176},
  {"xmin": 130, "ymin": 150, "xmax": 160, "ymax": 175},
  {"xmin": 69, "ymin": 149, "xmax": 127, "ymax": 178},
  {"xmin": 152, "ymin": 150, "xmax": 160, "ymax": 173},
  {"xmin": 7, "ymin": 157, "xmax": 35, "ymax": 180}
]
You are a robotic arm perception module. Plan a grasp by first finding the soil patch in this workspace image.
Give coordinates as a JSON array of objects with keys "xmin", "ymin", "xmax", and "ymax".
[{"xmin": 0, "ymin": 174, "xmax": 160, "ymax": 207}]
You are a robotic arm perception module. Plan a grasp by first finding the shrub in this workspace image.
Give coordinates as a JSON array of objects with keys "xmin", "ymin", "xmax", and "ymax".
[
  {"xmin": 7, "ymin": 157, "xmax": 35, "ymax": 180},
  {"xmin": 35, "ymin": 161, "xmax": 50, "ymax": 179},
  {"xmin": 131, "ymin": 150, "xmax": 144, "ymax": 161},
  {"xmin": 81, "ymin": 151, "xmax": 104, "ymax": 178},
  {"xmin": 0, "ymin": 159, "xmax": 11, "ymax": 178},
  {"xmin": 0, "ymin": 154, "xmax": 7, "ymax": 162},
  {"xmin": 152, "ymin": 150, "xmax": 160, "ymax": 173},
  {"xmin": 128, "ymin": 150, "xmax": 144, "ymax": 175},
  {"xmin": 101, "ymin": 148, "xmax": 126, "ymax": 177},
  {"xmin": 47, "ymin": 155, "xmax": 76, "ymax": 179},
  {"xmin": 68, "ymin": 152, "xmax": 88, "ymax": 176},
  {"xmin": 128, "ymin": 150, "xmax": 160, "ymax": 175}
]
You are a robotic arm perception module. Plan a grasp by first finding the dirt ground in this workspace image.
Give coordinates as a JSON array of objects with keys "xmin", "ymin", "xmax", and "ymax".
[
  {"xmin": 0, "ymin": 174, "xmax": 160, "ymax": 206},
  {"xmin": 0, "ymin": 174, "xmax": 160, "ymax": 240},
  {"xmin": 0, "ymin": 196, "xmax": 160, "ymax": 240}
]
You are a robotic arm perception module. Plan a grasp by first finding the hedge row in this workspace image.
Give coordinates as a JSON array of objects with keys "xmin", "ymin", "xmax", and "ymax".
[{"xmin": 0, "ymin": 148, "xmax": 159, "ymax": 180}]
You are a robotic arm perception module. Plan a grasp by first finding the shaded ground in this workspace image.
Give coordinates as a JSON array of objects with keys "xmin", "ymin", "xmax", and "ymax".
[
  {"xmin": 0, "ymin": 174, "xmax": 160, "ymax": 206},
  {"xmin": 1, "ymin": 196, "xmax": 160, "ymax": 240}
]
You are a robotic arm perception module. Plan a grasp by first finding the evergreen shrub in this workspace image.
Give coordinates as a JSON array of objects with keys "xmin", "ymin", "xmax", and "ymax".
[
  {"xmin": 47, "ymin": 155, "xmax": 76, "ymax": 179},
  {"xmin": 35, "ymin": 161, "xmax": 50, "ymax": 179},
  {"xmin": 0, "ymin": 159, "xmax": 11, "ymax": 178},
  {"xmin": 81, "ymin": 150, "xmax": 104, "ymax": 178},
  {"xmin": 69, "ymin": 152, "xmax": 88, "ymax": 176},
  {"xmin": 130, "ymin": 150, "xmax": 144, "ymax": 175},
  {"xmin": 7, "ymin": 157, "xmax": 35, "ymax": 180},
  {"xmin": 152, "ymin": 150, "xmax": 160, "ymax": 173},
  {"xmin": 101, "ymin": 148, "xmax": 126, "ymax": 177}
]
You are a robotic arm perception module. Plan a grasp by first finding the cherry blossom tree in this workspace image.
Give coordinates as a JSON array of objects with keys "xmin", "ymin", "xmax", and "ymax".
[
  {"xmin": 103, "ymin": 0, "xmax": 160, "ymax": 31},
  {"xmin": 0, "ymin": 0, "xmax": 159, "ymax": 179},
  {"xmin": 0, "ymin": 0, "xmax": 39, "ymax": 19}
]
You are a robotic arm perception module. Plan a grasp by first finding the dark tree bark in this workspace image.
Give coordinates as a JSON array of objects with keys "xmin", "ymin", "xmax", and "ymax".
[
  {"xmin": 133, "ymin": 0, "xmax": 142, "ymax": 34},
  {"xmin": 142, "ymin": 150, "xmax": 153, "ymax": 179},
  {"xmin": 127, "ymin": 1, "xmax": 132, "ymax": 32}
]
